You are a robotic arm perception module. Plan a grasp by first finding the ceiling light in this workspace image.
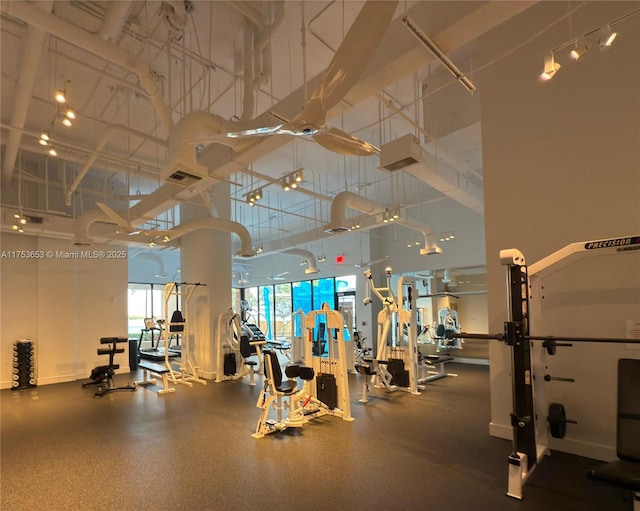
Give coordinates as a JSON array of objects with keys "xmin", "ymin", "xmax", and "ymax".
[
  {"xmin": 48, "ymin": 147, "xmax": 58, "ymax": 157},
  {"xmin": 392, "ymin": 210, "xmax": 399, "ymax": 219},
  {"xmin": 570, "ymin": 38, "xmax": 590, "ymax": 61},
  {"xmin": 54, "ymin": 89, "xmax": 66, "ymax": 103},
  {"xmin": 599, "ymin": 25, "xmax": 617, "ymax": 47},
  {"xmin": 64, "ymin": 107, "xmax": 76, "ymax": 120},
  {"xmin": 11, "ymin": 224, "xmax": 19, "ymax": 231},
  {"xmin": 163, "ymin": 236, "xmax": 170, "ymax": 243},
  {"xmin": 407, "ymin": 242, "xmax": 412, "ymax": 248},
  {"xmin": 148, "ymin": 241, "xmax": 156, "ymax": 248},
  {"xmin": 282, "ymin": 178, "xmax": 290, "ymax": 191},
  {"xmin": 13, "ymin": 213, "xmax": 21, "ymax": 219},
  {"xmin": 61, "ymin": 117, "xmax": 72, "ymax": 127},
  {"xmin": 19, "ymin": 217, "xmax": 27, "ymax": 225},
  {"xmin": 254, "ymin": 189, "xmax": 262, "ymax": 200},
  {"xmin": 39, "ymin": 131, "xmax": 50, "ymax": 142},
  {"xmin": 294, "ymin": 170, "xmax": 303, "ymax": 182},
  {"xmin": 540, "ymin": 51, "xmax": 561, "ymax": 80},
  {"xmin": 291, "ymin": 181, "xmax": 298, "ymax": 189}
]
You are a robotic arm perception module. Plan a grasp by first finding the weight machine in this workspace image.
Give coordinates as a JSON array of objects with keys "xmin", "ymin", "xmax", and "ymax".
[
  {"xmin": 252, "ymin": 304, "xmax": 353, "ymax": 438},
  {"xmin": 136, "ymin": 282, "xmax": 207, "ymax": 394},
  {"xmin": 214, "ymin": 308, "xmax": 264, "ymax": 385},
  {"xmin": 452, "ymin": 234, "xmax": 640, "ymax": 502},
  {"xmin": 357, "ymin": 268, "xmax": 428, "ymax": 402}
]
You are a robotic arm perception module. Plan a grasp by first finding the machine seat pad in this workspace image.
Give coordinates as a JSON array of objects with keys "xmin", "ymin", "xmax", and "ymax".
[
  {"xmin": 355, "ymin": 363, "xmax": 376, "ymax": 376},
  {"xmin": 245, "ymin": 360, "xmax": 258, "ymax": 367},
  {"xmin": 275, "ymin": 380, "xmax": 298, "ymax": 394},
  {"xmin": 589, "ymin": 460, "xmax": 640, "ymax": 491}
]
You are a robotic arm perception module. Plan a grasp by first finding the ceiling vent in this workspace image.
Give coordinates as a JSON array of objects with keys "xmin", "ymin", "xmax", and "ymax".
[
  {"xmin": 160, "ymin": 155, "xmax": 208, "ymax": 187},
  {"xmin": 380, "ymin": 134, "xmax": 422, "ymax": 172}
]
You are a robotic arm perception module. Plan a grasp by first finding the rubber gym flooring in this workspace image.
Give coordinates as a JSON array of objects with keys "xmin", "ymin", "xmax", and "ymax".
[{"xmin": 0, "ymin": 363, "xmax": 630, "ymax": 511}]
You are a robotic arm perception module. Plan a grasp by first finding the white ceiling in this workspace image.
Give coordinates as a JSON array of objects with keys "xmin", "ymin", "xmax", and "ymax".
[{"xmin": 2, "ymin": 0, "xmax": 573, "ymax": 285}]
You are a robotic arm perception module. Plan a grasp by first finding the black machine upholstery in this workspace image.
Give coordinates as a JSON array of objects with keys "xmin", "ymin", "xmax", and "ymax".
[
  {"xmin": 82, "ymin": 337, "xmax": 136, "ymax": 397},
  {"xmin": 264, "ymin": 350, "xmax": 296, "ymax": 394},
  {"xmin": 589, "ymin": 359, "xmax": 640, "ymax": 498},
  {"xmin": 239, "ymin": 335, "xmax": 258, "ymax": 368}
]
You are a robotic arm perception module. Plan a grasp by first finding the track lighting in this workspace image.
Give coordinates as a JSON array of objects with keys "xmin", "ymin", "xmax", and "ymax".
[
  {"xmin": 54, "ymin": 89, "xmax": 66, "ymax": 103},
  {"xmin": 540, "ymin": 51, "xmax": 561, "ymax": 81},
  {"xmin": 254, "ymin": 188, "xmax": 262, "ymax": 200},
  {"xmin": 47, "ymin": 146, "xmax": 58, "ymax": 157},
  {"xmin": 439, "ymin": 231, "xmax": 455, "ymax": 242},
  {"xmin": 282, "ymin": 177, "xmax": 290, "ymax": 191},
  {"xmin": 163, "ymin": 236, "xmax": 170, "ymax": 243},
  {"xmin": 64, "ymin": 107, "xmax": 76, "ymax": 120},
  {"xmin": 61, "ymin": 117, "xmax": 72, "ymax": 127},
  {"xmin": 598, "ymin": 25, "xmax": 617, "ymax": 47},
  {"xmin": 39, "ymin": 131, "xmax": 50, "ymax": 144},
  {"xmin": 294, "ymin": 170, "xmax": 303, "ymax": 183},
  {"xmin": 290, "ymin": 181, "xmax": 298, "ymax": 189}
]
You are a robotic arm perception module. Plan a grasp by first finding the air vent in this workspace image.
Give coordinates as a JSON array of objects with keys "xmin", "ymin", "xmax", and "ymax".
[
  {"xmin": 165, "ymin": 169, "xmax": 203, "ymax": 187},
  {"xmin": 380, "ymin": 134, "xmax": 422, "ymax": 172},
  {"xmin": 324, "ymin": 225, "xmax": 351, "ymax": 234}
]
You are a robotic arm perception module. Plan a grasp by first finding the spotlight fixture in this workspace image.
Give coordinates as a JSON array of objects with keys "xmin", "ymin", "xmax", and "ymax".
[
  {"xmin": 439, "ymin": 231, "xmax": 455, "ymax": 242},
  {"xmin": 282, "ymin": 177, "xmax": 290, "ymax": 191},
  {"xmin": 570, "ymin": 38, "xmax": 590, "ymax": 60},
  {"xmin": 540, "ymin": 51, "xmax": 561, "ymax": 80},
  {"xmin": 47, "ymin": 146, "xmax": 58, "ymax": 157},
  {"xmin": 163, "ymin": 236, "xmax": 171, "ymax": 243},
  {"xmin": 39, "ymin": 131, "xmax": 50, "ymax": 144},
  {"xmin": 64, "ymin": 107, "xmax": 76, "ymax": 120},
  {"xmin": 254, "ymin": 188, "xmax": 262, "ymax": 200},
  {"xmin": 392, "ymin": 209, "xmax": 400, "ymax": 220},
  {"xmin": 148, "ymin": 241, "xmax": 156, "ymax": 248},
  {"xmin": 61, "ymin": 117, "xmax": 72, "ymax": 127},
  {"xmin": 294, "ymin": 170, "xmax": 303, "ymax": 183},
  {"xmin": 54, "ymin": 89, "xmax": 66, "ymax": 103},
  {"xmin": 598, "ymin": 25, "xmax": 617, "ymax": 47},
  {"xmin": 383, "ymin": 209, "xmax": 389, "ymax": 223}
]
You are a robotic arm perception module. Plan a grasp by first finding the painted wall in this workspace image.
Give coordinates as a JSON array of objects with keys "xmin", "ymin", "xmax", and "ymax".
[
  {"xmin": 1, "ymin": 233, "xmax": 128, "ymax": 389},
  {"xmin": 479, "ymin": 1, "xmax": 640, "ymax": 460}
]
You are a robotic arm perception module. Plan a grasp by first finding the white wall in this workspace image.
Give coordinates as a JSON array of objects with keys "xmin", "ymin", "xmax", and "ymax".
[
  {"xmin": 479, "ymin": 1, "xmax": 640, "ymax": 460},
  {"xmin": 1, "ymin": 233, "xmax": 128, "ymax": 388}
]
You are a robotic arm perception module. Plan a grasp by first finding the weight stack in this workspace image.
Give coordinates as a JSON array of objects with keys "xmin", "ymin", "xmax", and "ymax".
[{"xmin": 11, "ymin": 339, "xmax": 37, "ymax": 390}]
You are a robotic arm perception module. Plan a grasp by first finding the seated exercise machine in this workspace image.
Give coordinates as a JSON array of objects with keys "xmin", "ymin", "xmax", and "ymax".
[
  {"xmin": 589, "ymin": 358, "xmax": 640, "ymax": 511},
  {"xmin": 358, "ymin": 270, "xmax": 450, "ymax": 402},
  {"xmin": 214, "ymin": 308, "xmax": 265, "ymax": 385},
  {"xmin": 253, "ymin": 304, "xmax": 353, "ymax": 438},
  {"xmin": 82, "ymin": 337, "xmax": 136, "ymax": 397}
]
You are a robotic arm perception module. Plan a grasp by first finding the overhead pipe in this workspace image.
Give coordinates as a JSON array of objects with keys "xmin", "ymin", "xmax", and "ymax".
[
  {"xmin": 166, "ymin": 217, "xmax": 255, "ymax": 257},
  {"xmin": 1, "ymin": 1, "xmax": 53, "ymax": 182},
  {"xmin": 282, "ymin": 248, "xmax": 319, "ymax": 274},
  {"xmin": 2, "ymin": 1, "xmax": 173, "ymax": 131},
  {"xmin": 73, "ymin": 209, "xmax": 255, "ymax": 257},
  {"xmin": 64, "ymin": 124, "xmax": 168, "ymax": 206},
  {"xmin": 324, "ymin": 190, "xmax": 441, "ymax": 255},
  {"xmin": 96, "ymin": 1, "xmax": 132, "ymax": 41}
]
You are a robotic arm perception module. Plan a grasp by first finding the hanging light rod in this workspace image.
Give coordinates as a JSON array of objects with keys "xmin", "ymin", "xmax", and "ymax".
[{"xmin": 402, "ymin": 16, "xmax": 476, "ymax": 95}]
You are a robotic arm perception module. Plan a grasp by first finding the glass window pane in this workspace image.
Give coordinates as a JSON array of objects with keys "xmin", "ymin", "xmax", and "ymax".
[
  {"xmin": 274, "ymin": 283, "xmax": 292, "ymax": 340},
  {"xmin": 292, "ymin": 281, "xmax": 312, "ymax": 315},
  {"xmin": 258, "ymin": 286, "xmax": 275, "ymax": 340},
  {"xmin": 128, "ymin": 283, "xmax": 151, "ymax": 338},
  {"xmin": 243, "ymin": 287, "xmax": 259, "ymax": 324},
  {"xmin": 312, "ymin": 277, "xmax": 335, "ymax": 310},
  {"xmin": 336, "ymin": 275, "xmax": 356, "ymax": 292}
]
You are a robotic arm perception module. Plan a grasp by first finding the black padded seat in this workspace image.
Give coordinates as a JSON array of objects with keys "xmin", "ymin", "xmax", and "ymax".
[
  {"xmin": 426, "ymin": 354, "xmax": 455, "ymax": 363},
  {"xmin": 239, "ymin": 335, "xmax": 258, "ymax": 367},
  {"xmin": 265, "ymin": 350, "xmax": 297, "ymax": 394}
]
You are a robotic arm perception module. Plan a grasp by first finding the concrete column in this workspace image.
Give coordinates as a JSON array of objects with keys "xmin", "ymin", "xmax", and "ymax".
[{"xmin": 179, "ymin": 185, "xmax": 232, "ymax": 379}]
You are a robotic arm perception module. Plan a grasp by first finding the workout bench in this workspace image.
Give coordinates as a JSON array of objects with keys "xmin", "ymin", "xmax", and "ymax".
[
  {"xmin": 419, "ymin": 354, "xmax": 457, "ymax": 383},
  {"xmin": 82, "ymin": 337, "xmax": 136, "ymax": 397},
  {"xmin": 135, "ymin": 360, "xmax": 176, "ymax": 395}
]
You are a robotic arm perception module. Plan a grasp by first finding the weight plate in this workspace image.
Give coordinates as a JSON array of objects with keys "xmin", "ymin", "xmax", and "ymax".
[{"xmin": 548, "ymin": 402, "xmax": 567, "ymax": 439}]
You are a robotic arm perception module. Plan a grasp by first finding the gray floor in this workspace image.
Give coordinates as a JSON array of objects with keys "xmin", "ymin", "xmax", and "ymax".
[{"xmin": 1, "ymin": 363, "xmax": 630, "ymax": 511}]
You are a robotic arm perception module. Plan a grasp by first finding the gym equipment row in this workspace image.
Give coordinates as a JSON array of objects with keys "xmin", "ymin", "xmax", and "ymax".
[
  {"xmin": 452, "ymin": 234, "xmax": 640, "ymax": 504},
  {"xmin": 11, "ymin": 339, "xmax": 37, "ymax": 390},
  {"xmin": 82, "ymin": 337, "xmax": 136, "ymax": 397},
  {"xmin": 253, "ymin": 304, "xmax": 353, "ymax": 438}
]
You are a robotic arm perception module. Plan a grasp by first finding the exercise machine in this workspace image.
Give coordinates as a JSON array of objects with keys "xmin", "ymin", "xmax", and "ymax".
[
  {"xmin": 136, "ymin": 282, "xmax": 207, "ymax": 394},
  {"xmin": 252, "ymin": 303, "xmax": 353, "ymax": 438},
  {"xmin": 82, "ymin": 337, "xmax": 136, "ymax": 397},
  {"xmin": 214, "ymin": 308, "xmax": 264, "ymax": 385},
  {"xmin": 452, "ymin": 234, "xmax": 640, "ymax": 501},
  {"xmin": 138, "ymin": 317, "xmax": 179, "ymax": 362}
]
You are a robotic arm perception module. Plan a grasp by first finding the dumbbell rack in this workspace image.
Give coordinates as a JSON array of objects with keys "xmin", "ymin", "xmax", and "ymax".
[{"xmin": 12, "ymin": 339, "xmax": 37, "ymax": 390}]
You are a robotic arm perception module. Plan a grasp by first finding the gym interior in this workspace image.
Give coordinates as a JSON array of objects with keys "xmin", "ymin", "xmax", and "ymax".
[{"xmin": 1, "ymin": 2, "xmax": 639, "ymax": 510}]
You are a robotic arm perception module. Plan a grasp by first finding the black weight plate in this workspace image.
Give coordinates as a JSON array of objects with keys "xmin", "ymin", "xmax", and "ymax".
[{"xmin": 548, "ymin": 402, "xmax": 567, "ymax": 439}]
